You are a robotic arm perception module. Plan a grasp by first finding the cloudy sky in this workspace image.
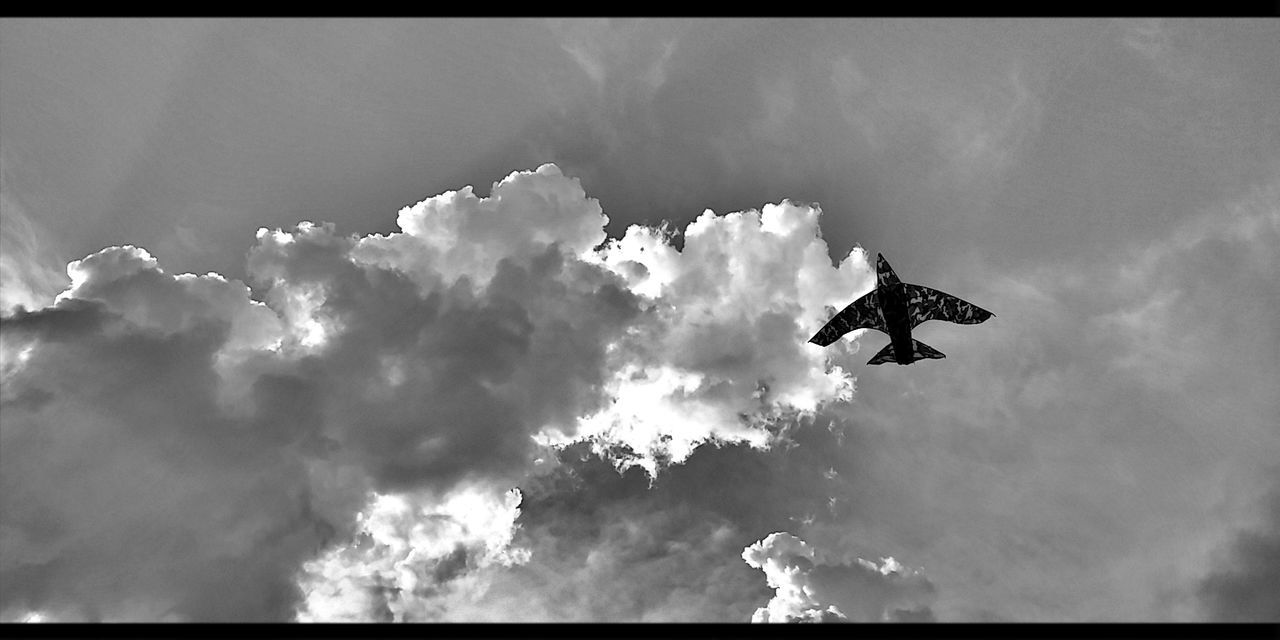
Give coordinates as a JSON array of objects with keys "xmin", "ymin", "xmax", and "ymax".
[{"xmin": 1, "ymin": 18, "xmax": 1278, "ymax": 623}]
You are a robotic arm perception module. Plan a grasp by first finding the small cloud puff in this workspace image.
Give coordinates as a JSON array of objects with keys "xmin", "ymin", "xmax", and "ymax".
[{"xmin": 743, "ymin": 532, "xmax": 936, "ymax": 623}]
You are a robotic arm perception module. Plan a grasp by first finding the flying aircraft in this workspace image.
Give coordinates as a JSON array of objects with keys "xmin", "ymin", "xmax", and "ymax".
[{"xmin": 809, "ymin": 253, "xmax": 993, "ymax": 365}]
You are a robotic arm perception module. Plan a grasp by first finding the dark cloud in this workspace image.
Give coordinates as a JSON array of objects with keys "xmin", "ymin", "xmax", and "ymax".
[
  {"xmin": 0, "ymin": 299, "xmax": 355, "ymax": 621},
  {"xmin": 3, "ymin": 166, "xmax": 866, "ymax": 621},
  {"xmin": 1197, "ymin": 486, "xmax": 1280, "ymax": 621},
  {"xmin": 238, "ymin": 169, "xmax": 646, "ymax": 493},
  {"xmin": 2, "ymin": 167, "xmax": 648, "ymax": 620},
  {"xmin": 297, "ymin": 411, "xmax": 936, "ymax": 623}
]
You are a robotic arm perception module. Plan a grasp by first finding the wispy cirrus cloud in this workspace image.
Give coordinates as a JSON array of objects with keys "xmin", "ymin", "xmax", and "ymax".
[
  {"xmin": 810, "ymin": 176, "xmax": 1280, "ymax": 621},
  {"xmin": 0, "ymin": 158, "xmax": 67, "ymax": 313}
]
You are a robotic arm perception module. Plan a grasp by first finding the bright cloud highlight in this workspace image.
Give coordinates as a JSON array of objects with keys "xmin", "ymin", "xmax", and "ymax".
[
  {"xmin": 1, "ymin": 164, "xmax": 870, "ymax": 621},
  {"xmin": 743, "ymin": 532, "xmax": 936, "ymax": 623}
]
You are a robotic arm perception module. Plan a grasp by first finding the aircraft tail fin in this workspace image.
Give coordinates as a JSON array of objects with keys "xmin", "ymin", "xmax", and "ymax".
[
  {"xmin": 911, "ymin": 339, "xmax": 946, "ymax": 362},
  {"xmin": 867, "ymin": 343, "xmax": 897, "ymax": 365},
  {"xmin": 866, "ymin": 339, "xmax": 946, "ymax": 365}
]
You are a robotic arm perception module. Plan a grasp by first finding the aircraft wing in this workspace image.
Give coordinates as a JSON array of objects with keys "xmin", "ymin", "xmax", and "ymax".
[
  {"xmin": 904, "ymin": 284, "xmax": 993, "ymax": 328},
  {"xmin": 809, "ymin": 290, "xmax": 886, "ymax": 346}
]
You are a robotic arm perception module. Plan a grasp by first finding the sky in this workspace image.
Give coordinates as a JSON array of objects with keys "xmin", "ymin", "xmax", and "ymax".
[{"xmin": 1, "ymin": 18, "xmax": 1277, "ymax": 623}]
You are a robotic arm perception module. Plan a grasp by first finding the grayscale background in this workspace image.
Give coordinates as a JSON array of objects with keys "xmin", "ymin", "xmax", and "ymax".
[{"xmin": 2, "ymin": 18, "xmax": 1277, "ymax": 622}]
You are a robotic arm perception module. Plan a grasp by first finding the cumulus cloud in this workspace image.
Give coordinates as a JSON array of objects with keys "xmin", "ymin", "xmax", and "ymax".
[
  {"xmin": 569, "ymin": 202, "xmax": 868, "ymax": 474},
  {"xmin": 1, "ymin": 164, "xmax": 870, "ymax": 621},
  {"xmin": 296, "ymin": 486, "xmax": 530, "ymax": 622},
  {"xmin": 297, "ymin": 416, "xmax": 861, "ymax": 623},
  {"xmin": 56, "ymin": 245, "xmax": 284, "ymax": 356},
  {"xmin": 742, "ymin": 532, "xmax": 936, "ymax": 623},
  {"xmin": 0, "ymin": 299, "xmax": 358, "ymax": 621}
]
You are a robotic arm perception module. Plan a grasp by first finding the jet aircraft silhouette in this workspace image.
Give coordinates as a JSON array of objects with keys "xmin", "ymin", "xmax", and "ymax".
[{"xmin": 809, "ymin": 253, "xmax": 993, "ymax": 365}]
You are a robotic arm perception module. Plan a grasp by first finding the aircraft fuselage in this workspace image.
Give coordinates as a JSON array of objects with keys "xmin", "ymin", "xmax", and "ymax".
[{"xmin": 878, "ymin": 283, "xmax": 915, "ymax": 365}]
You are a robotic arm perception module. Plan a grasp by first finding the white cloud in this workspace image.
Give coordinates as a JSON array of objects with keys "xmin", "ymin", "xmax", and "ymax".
[
  {"xmin": 56, "ymin": 245, "xmax": 284, "ymax": 355},
  {"xmin": 571, "ymin": 201, "xmax": 869, "ymax": 474},
  {"xmin": 1, "ymin": 164, "xmax": 869, "ymax": 621},
  {"xmin": 0, "ymin": 188, "xmax": 67, "ymax": 314},
  {"xmin": 296, "ymin": 485, "xmax": 529, "ymax": 622},
  {"xmin": 353, "ymin": 164, "xmax": 609, "ymax": 289},
  {"xmin": 742, "ymin": 532, "xmax": 936, "ymax": 622},
  {"xmin": 337, "ymin": 424, "xmax": 857, "ymax": 623}
]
